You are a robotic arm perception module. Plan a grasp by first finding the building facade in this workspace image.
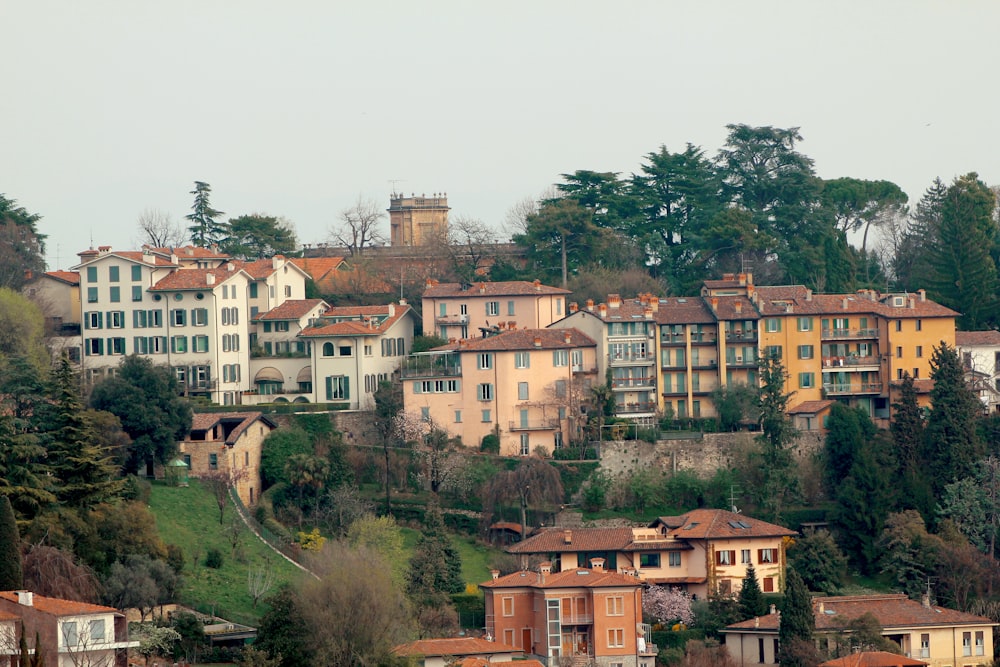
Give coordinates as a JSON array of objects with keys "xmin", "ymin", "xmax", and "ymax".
[
  {"xmin": 389, "ymin": 193, "xmax": 450, "ymax": 247},
  {"xmin": 422, "ymin": 279, "xmax": 570, "ymax": 341}
]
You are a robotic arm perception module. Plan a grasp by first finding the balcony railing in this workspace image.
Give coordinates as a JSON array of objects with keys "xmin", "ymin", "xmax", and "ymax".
[
  {"xmin": 559, "ymin": 612, "xmax": 593, "ymax": 625},
  {"xmin": 725, "ymin": 356, "xmax": 758, "ymax": 367},
  {"xmin": 400, "ymin": 354, "xmax": 462, "ymax": 378},
  {"xmin": 661, "ymin": 332, "xmax": 719, "ymax": 345},
  {"xmin": 608, "ymin": 353, "xmax": 655, "ymax": 365},
  {"xmin": 434, "ymin": 314, "xmax": 468, "ymax": 324},
  {"xmin": 821, "ymin": 327, "xmax": 879, "ymax": 340},
  {"xmin": 725, "ymin": 331, "xmax": 758, "ymax": 342},
  {"xmin": 509, "ymin": 419, "xmax": 559, "ymax": 431},
  {"xmin": 611, "ymin": 377, "xmax": 655, "ymax": 389},
  {"xmin": 823, "ymin": 382, "xmax": 882, "ymax": 395},
  {"xmin": 616, "ymin": 401, "xmax": 657, "ymax": 414},
  {"xmin": 822, "ymin": 355, "xmax": 879, "ymax": 368}
]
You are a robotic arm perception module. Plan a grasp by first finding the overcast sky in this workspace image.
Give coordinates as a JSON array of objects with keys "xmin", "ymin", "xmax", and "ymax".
[{"xmin": 3, "ymin": 1, "xmax": 998, "ymax": 270}]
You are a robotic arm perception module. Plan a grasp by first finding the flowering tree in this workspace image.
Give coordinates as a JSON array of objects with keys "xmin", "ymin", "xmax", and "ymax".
[{"xmin": 643, "ymin": 585, "xmax": 694, "ymax": 626}]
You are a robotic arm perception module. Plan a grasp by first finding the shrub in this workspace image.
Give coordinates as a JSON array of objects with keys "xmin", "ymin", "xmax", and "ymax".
[
  {"xmin": 480, "ymin": 433, "xmax": 500, "ymax": 454},
  {"xmin": 165, "ymin": 544, "xmax": 185, "ymax": 574},
  {"xmin": 205, "ymin": 548, "xmax": 223, "ymax": 569}
]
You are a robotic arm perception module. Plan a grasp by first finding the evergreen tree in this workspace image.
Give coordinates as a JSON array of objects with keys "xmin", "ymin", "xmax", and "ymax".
[
  {"xmin": 737, "ymin": 563, "xmax": 766, "ymax": 620},
  {"xmin": 44, "ymin": 355, "xmax": 124, "ymax": 507},
  {"xmin": 777, "ymin": 569, "xmax": 815, "ymax": 667},
  {"xmin": 891, "ymin": 373, "xmax": 934, "ymax": 518},
  {"xmin": 896, "ymin": 178, "xmax": 946, "ymax": 290},
  {"xmin": 0, "ymin": 495, "xmax": 23, "ymax": 589},
  {"xmin": 752, "ymin": 353, "xmax": 799, "ymax": 522},
  {"xmin": 185, "ymin": 181, "xmax": 228, "ymax": 248},
  {"xmin": 786, "ymin": 529, "xmax": 847, "ymax": 595},
  {"xmin": 0, "ymin": 356, "xmax": 55, "ymax": 519},
  {"xmin": 823, "ymin": 403, "xmax": 876, "ymax": 492},
  {"xmin": 922, "ymin": 343, "xmax": 985, "ymax": 495},
  {"xmin": 406, "ymin": 500, "xmax": 463, "ymax": 602}
]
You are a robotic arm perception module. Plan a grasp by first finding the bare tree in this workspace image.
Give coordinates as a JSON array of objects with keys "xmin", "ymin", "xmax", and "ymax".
[
  {"xmin": 247, "ymin": 558, "xmax": 277, "ymax": 608},
  {"xmin": 483, "ymin": 457, "xmax": 564, "ymax": 542},
  {"xmin": 200, "ymin": 468, "xmax": 248, "ymax": 524},
  {"xmin": 136, "ymin": 209, "xmax": 186, "ymax": 248},
  {"xmin": 22, "ymin": 545, "xmax": 101, "ymax": 602},
  {"xmin": 330, "ymin": 197, "xmax": 386, "ymax": 256}
]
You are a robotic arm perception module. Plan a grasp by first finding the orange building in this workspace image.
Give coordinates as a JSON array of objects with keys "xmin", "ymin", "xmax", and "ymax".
[
  {"xmin": 422, "ymin": 279, "xmax": 570, "ymax": 341},
  {"xmin": 481, "ymin": 561, "xmax": 656, "ymax": 667}
]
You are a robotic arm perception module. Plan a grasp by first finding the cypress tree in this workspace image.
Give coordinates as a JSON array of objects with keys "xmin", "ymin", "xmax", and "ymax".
[
  {"xmin": 778, "ymin": 569, "xmax": 815, "ymax": 667},
  {"xmin": 738, "ymin": 563, "xmax": 767, "ymax": 620},
  {"xmin": 0, "ymin": 495, "xmax": 23, "ymax": 589},
  {"xmin": 406, "ymin": 500, "xmax": 463, "ymax": 602}
]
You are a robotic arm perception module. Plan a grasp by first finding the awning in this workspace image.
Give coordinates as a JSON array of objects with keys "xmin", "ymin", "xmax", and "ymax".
[
  {"xmin": 296, "ymin": 366, "xmax": 312, "ymax": 383},
  {"xmin": 254, "ymin": 367, "xmax": 283, "ymax": 383}
]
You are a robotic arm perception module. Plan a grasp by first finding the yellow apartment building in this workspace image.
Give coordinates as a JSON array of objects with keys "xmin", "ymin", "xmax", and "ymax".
[
  {"xmin": 401, "ymin": 327, "xmax": 597, "ymax": 455},
  {"xmin": 422, "ymin": 279, "xmax": 570, "ymax": 340}
]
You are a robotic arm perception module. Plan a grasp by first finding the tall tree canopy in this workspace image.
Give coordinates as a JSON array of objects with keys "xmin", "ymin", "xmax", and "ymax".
[
  {"xmin": 185, "ymin": 181, "xmax": 228, "ymax": 247},
  {"xmin": 223, "ymin": 214, "xmax": 298, "ymax": 259},
  {"xmin": 0, "ymin": 193, "xmax": 46, "ymax": 290}
]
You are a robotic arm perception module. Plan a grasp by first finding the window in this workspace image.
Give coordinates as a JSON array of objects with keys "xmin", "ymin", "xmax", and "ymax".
[
  {"xmin": 916, "ymin": 319, "xmax": 922, "ymax": 331},
  {"xmin": 765, "ymin": 345, "xmax": 782, "ymax": 359},
  {"xmin": 763, "ymin": 577, "xmax": 774, "ymax": 592},
  {"xmin": 916, "ymin": 345, "xmax": 923, "ymax": 358},
  {"xmin": 149, "ymin": 336, "xmax": 166, "ymax": 354},
  {"xmin": 364, "ymin": 344, "xmax": 373, "ymax": 356},
  {"xmin": 132, "ymin": 285, "xmax": 143, "ymax": 301},
  {"xmin": 87, "ymin": 287, "xmax": 98, "ymax": 303},
  {"xmin": 571, "ymin": 349, "xmax": 583, "ymax": 368},
  {"xmin": 607, "ymin": 628, "xmax": 624, "ymax": 648},
  {"xmin": 976, "ymin": 630, "xmax": 985, "ymax": 655},
  {"xmin": 134, "ymin": 336, "xmax": 148, "ymax": 354},
  {"xmin": 275, "ymin": 321, "xmax": 289, "ymax": 332},
  {"xmin": 149, "ymin": 309, "xmax": 163, "ymax": 327},
  {"xmin": 502, "ymin": 596, "xmax": 514, "ymax": 616},
  {"xmin": 108, "ymin": 266, "xmax": 119, "ymax": 282},
  {"xmin": 765, "ymin": 318, "xmax": 781, "ymax": 332},
  {"xmin": 209, "ymin": 453, "xmax": 218, "ymax": 470},
  {"xmin": 895, "ymin": 320, "xmax": 902, "ymax": 332},
  {"xmin": 89, "ymin": 619, "xmax": 106, "ymax": 643},
  {"xmin": 109, "ymin": 337, "xmax": 126, "ymax": 355},
  {"xmin": 797, "ymin": 317, "xmax": 812, "ymax": 332},
  {"xmin": 799, "ymin": 372, "xmax": 815, "ymax": 389},
  {"xmin": 420, "ymin": 407, "xmax": 430, "ymax": 422},
  {"xmin": 249, "ymin": 283, "xmax": 258, "ymax": 298},
  {"xmin": 86, "ymin": 338, "xmax": 104, "ymax": 356},
  {"xmin": 454, "ymin": 410, "xmax": 462, "ymax": 423},
  {"xmin": 518, "ymin": 382, "xmax": 529, "ymax": 400},
  {"xmin": 919, "ymin": 634, "xmax": 929, "ymax": 658},
  {"xmin": 86, "ymin": 266, "xmax": 97, "ymax": 282},
  {"xmin": 606, "ymin": 595, "xmax": 624, "ymax": 616},
  {"xmin": 192, "ymin": 308, "xmax": 208, "ymax": 326},
  {"xmin": 87, "ymin": 312, "xmax": 103, "ymax": 329},
  {"xmin": 896, "ymin": 346, "xmax": 903, "ymax": 358},
  {"xmin": 514, "ymin": 351, "xmax": 530, "ymax": 369},
  {"xmin": 741, "ymin": 549, "xmax": 751, "ymax": 564},
  {"xmin": 639, "ymin": 553, "xmax": 660, "ymax": 568},
  {"xmin": 520, "ymin": 434, "xmax": 530, "ymax": 456},
  {"xmin": 486, "ymin": 301, "xmax": 499, "ymax": 316},
  {"xmin": 553, "ymin": 349, "xmax": 569, "ymax": 367},
  {"xmin": 668, "ymin": 552, "xmax": 681, "ymax": 567},
  {"xmin": 477, "ymin": 352, "xmax": 494, "ymax": 369},
  {"xmin": 172, "ymin": 309, "xmax": 186, "ymax": 326},
  {"xmin": 171, "ymin": 336, "xmax": 187, "ymax": 353},
  {"xmin": 507, "ymin": 300, "xmax": 515, "ymax": 316},
  {"xmin": 758, "ymin": 548, "xmax": 776, "ymax": 563},
  {"xmin": 62, "ymin": 621, "xmax": 78, "ymax": 646},
  {"xmin": 338, "ymin": 344, "xmax": 351, "ymax": 356},
  {"xmin": 322, "ymin": 342, "xmax": 334, "ymax": 356},
  {"xmin": 193, "ymin": 335, "xmax": 209, "ymax": 353},
  {"xmin": 109, "ymin": 311, "xmax": 124, "ymax": 328},
  {"xmin": 964, "ymin": 632, "xmax": 972, "ymax": 656},
  {"xmin": 554, "ymin": 379, "xmax": 566, "ymax": 398},
  {"xmin": 477, "ymin": 383, "xmax": 494, "ymax": 401},
  {"xmin": 109, "ymin": 286, "xmax": 120, "ymax": 302},
  {"xmin": 798, "ymin": 345, "xmax": 814, "ymax": 359},
  {"xmin": 481, "ymin": 410, "xmax": 491, "ymax": 423},
  {"xmin": 131, "ymin": 265, "xmax": 142, "ymax": 281},
  {"xmin": 716, "ymin": 550, "xmax": 735, "ymax": 566},
  {"xmin": 284, "ymin": 285, "xmax": 292, "ymax": 297},
  {"xmin": 325, "ymin": 376, "xmax": 350, "ymax": 401}
]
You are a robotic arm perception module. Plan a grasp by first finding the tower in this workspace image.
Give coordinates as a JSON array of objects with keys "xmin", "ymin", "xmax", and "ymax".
[{"xmin": 388, "ymin": 192, "xmax": 449, "ymax": 247}]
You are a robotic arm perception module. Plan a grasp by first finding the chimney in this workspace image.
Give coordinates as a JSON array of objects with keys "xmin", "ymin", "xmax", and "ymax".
[
  {"xmin": 564, "ymin": 331, "xmax": 572, "ymax": 344},
  {"xmin": 388, "ymin": 303, "xmax": 395, "ymax": 317},
  {"xmin": 842, "ymin": 297, "xmax": 848, "ymax": 310},
  {"xmin": 805, "ymin": 289, "xmax": 813, "ymax": 302},
  {"xmin": 16, "ymin": 591, "xmax": 32, "ymax": 607},
  {"xmin": 918, "ymin": 289, "xmax": 926, "ymax": 302},
  {"xmin": 586, "ymin": 299, "xmax": 594, "ymax": 312},
  {"xmin": 569, "ymin": 302, "xmax": 579, "ymax": 314},
  {"xmin": 590, "ymin": 558, "xmax": 605, "ymax": 572},
  {"xmin": 710, "ymin": 297, "xmax": 718, "ymax": 312},
  {"xmin": 479, "ymin": 283, "xmax": 486, "ymax": 294},
  {"xmin": 922, "ymin": 593, "xmax": 931, "ymax": 608},
  {"xmin": 534, "ymin": 336, "xmax": 542, "ymax": 348},
  {"xmin": 754, "ymin": 616, "xmax": 759, "ymax": 628},
  {"xmin": 533, "ymin": 279, "xmax": 541, "ymax": 291},
  {"xmin": 769, "ymin": 604, "xmax": 776, "ymax": 615},
  {"xmin": 399, "ymin": 298, "xmax": 407, "ymax": 306},
  {"xmin": 598, "ymin": 304, "xmax": 607, "ymax": 318},
  {"xmin": 908, "ymin": 298, "xmax": 915, "ymax": 309},
  {"xmin": 738, "ymin": 273, "xmax": 747, "ymax": 286},
  {"xmin": 490, "ymin": 569, "xmax": 500, "ymax": 580},
  {"xmin": 818, "ymin": 601, "xmax": 824, "ymax": 613},
  {"xmin": 648, "ymin": 296, "xmax": 658, "ymax": 313},
  {"xmin": 608, "ymin": 294, "xmax": 621, "ymax": 308},
  {"xmin": 171, "ymin": 254, "xmax": 179, "ymax": 265},
  {"xmin": 734, "ymin": 301, "xmax": 742, "ymax": 314},
  {"xmin": 272, "ymin": 256, "xmax": 281, "ymax": 270},
  {"xmin": 785, "ymin": 303, "xmax": 793, "ymax": 313},
  {"xmin": 563, "ymin": 529, "xmax": 572, "ymax": 545},
  {"xmin": 206, "ymin": 273, "xmax": 215, "ymax": 286},
  {"xmin": 643, "ymin": 307, "xmax": 653, "ymax": 320}
]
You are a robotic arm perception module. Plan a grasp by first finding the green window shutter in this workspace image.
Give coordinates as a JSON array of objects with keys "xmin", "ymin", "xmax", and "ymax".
[
  {"xmin": 326, "ymin": 376, "xmax": 333, "ymax": 401},
  {"xmin": 343, "ymin": 376, "xmax": 350, "ymax": 400}
]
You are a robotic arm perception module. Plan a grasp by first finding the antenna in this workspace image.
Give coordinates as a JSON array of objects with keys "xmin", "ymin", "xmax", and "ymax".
[
  {"xmin": 388, "ymin": 179, "xmax": 406, "ymax": 198},
  {"xmin": 729, "ymin": 485, "xmax": 740, "ymax": 514}
]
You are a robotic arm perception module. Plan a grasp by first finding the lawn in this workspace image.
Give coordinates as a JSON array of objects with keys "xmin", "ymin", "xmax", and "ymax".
[{"xmin": 149, "ymin": 481, "xmax": 306, "ymax": 626}]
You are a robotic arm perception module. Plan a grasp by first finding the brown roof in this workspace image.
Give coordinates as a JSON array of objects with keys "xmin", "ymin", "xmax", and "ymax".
[
  {"xmin": 726, "ymin": 594, "xmax": 995, "ymax": 633},
  {"xmin": 75, "ymin": 249, "xmax": 175, "ymax": 268},
  {"xmin": 288, "ymin": 256, "xmax": 345, "ymax": 281},
  {"xmin": 819, "ymin": 652, "xmax": 928, "ymax": 667},
  {"xmin": 435, "ymin": 328, "xmax": 595, "ymax": 352},
  {"xmin": 956, "ymin": 330, "xmax": 1000, "ymax": 346},
  {"xmin": 187, "ymin": 412, "xmax": 275, "ymax": 445},
  {"xmin": 653, "ymin": 297, "xmax": 716, "ymax": 324},
  {"xmin": 256, "ymin": 299, "xmax": 327, "ymax": 321},
  {"xmin": 0, "ymin": 591, "xmax": 119, "ymax": 616},
  {"xmin": 788, "ymin": 399, "xmax": 835, "ymax": 415},
  {"xmin": 652, "ymin": 508, "xmax": 796, "ymax": 540},
  {"xmin": 393, "ymin": 636, "xmax": 520, "ymax": 658},
  {"xmin": 424, "ymin": 280, "xmax": 570, "ymax": 298},
  {"xmin": 708, "ymin": 296, "xmax": 760, "ymax": 321},
  {"xmin": 299, "ymin": 304, "xmax": 412, "ymax": 338},
  {"xmin": 150, "ymin": 266, "xmax": 245, "ymax": 291},
  {"xmin": 43, "ymin": 270, "xmax": 80, "ymax": 285},
  {"xmin": 480, "ymin": 566, "xmax": 641, "ymax": 590},
  {"xmin": 506, "ymin": 527, "xmax": 634, "ymax": 554},
  {"xmin": 456, "ymin": 660, "xmax": 544, "ymax": 667}
]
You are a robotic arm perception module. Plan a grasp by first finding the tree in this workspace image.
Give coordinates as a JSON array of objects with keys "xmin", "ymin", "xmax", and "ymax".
[
  {"xmin": 822, "ymin": 403, "xmax": 876, "ymax": 492},
  {"xmin": 284, "ymin": 454, "xmax": 330, "ymax": 520},
  {"xmin": 891, "ymin": 373, "xmax": 932, "ymax": 516},
  {"xmin": 255, "ymin": 586, "xmax": 314, "ymax": 667},
  {"xmin": 643, "ymin": 585, "xmax": 695, "ymax": 626},
  {"xmin": 927, "ymin": 173, "xmax": 998, "ymax": 329},
  {"xmin": 482, "ymin": 457, "xmax": 565, "ymax": 541},
  {"xmin": 88, "ymin": 355, "xmax": 192, "ymax": 473},
  {"xmin": 259, "ymin": 428, "xmax": 313, "ymax": 488},
  {"xmin": 22, "ymin": 545, "xmax": 100, "ymax": 602},
  {"xmin": 200, "ymin": 468, "xmax": 248, "ymax": 524},
  {"xmin": 131, "ymin": 624, "xmax": 181, "ymax": 667},
  {"xmin": 373, "ymin": 379, "xmax": 403, "ymax": 516},
  {"xmin": 738, "ymin": 564, "xmax": 766, "ymax": 620},
  {"xmin": 135, "ymin": 209, "xmax": 186, "ymax": 248},
  {"xmin": 710, "ymin": 383, "xmax": 759, "ymax": 431},
  {"xmin": 414, "ymin": 425, "xmax": 467, "ymax": 495},
  {"xmin": 406, "ymin": 501, "xmax": 463, "ymax": 603},
  {"xmin": 786, "ymin": 529, "xmax": 846, "ymax": 595},
  {"xmin": 0, "ymin": 356, "xmax": 56, "ymax": 519},
  {"xmin": 223, "ymin": 214, "xmax": 298, "ymax": 259},
  {"xmin": 821, "ymin": 177, "xmax": 908, "ymax": 272},
  {"xmin": 922, "ymin": 343, "xmax": 984, "ymax": 495},
  {"xmin": 346, "ymin": 514, "xmax": 407, "ymax": 588},
  {"xmin": 185, "ymin": 181, "xmax": 228, "ymax": 247},
  {"xmin": 0, "ymin": 495, "xmax": 22, "ymax": 589},
  {"xmin": 752, "ymin": 353, "xmax": 798, "ymax": 522},
  {"xmin": 777, "ymin": 569, "xmax": 815, "ymax": 667},
  {"xmin": 517, "ymin": 198, "xmax": 604, "ymax": 287},
  {"xmin": 877, "ymin": 510, "xmax": 942, "ymax": 598},
  {"xmin": 0, "ymin": 194, "xmax": 46, "ymax": 291},
  {"xmin": 0, "ymin": 288, "xmax": 50, "ymax": 371},
  {"xmin": 939, "ymin": 456, "xmax": 1000, "ymax": 558},
  {"xmin": 102, "ymin": 558, "xmax": 159, "ymax": 619},
  {"xmin": 248, "ymin": 558, "xmax": 277, "ymax": 609},
  {"xmin": 894, "ymin": 178, "xmax": 946, "ymax": 290},
  {"xmin": 330, "ymin": 197, "xmax": 386, "ymax": 256}
]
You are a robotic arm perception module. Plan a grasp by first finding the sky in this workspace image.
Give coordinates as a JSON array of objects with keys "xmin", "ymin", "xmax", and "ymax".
[{"xmin": 2, "ymin": 1, "xmax": 999, "ymax": 271}]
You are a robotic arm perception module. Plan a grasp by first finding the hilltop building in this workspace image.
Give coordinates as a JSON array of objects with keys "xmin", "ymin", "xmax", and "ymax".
[{"xmin": 389, "ymin": 192, "xmax": 449, "ymax": 247}]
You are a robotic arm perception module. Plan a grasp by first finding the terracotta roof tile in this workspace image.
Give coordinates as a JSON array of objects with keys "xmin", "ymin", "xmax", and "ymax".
[
  {"xmin": 300, "ymin": 304, "xmax": 412, "ymax": 338},
  {"xmin": 255, "ymin": 299, "xmax": 327, "ymax": 321},
  {"xmin": 435, "ymin": 328, "xmax": 595, "ymax": 352},
  {"xmin": 288, "ymin": 256, "xmax": 346, "ymax": 281},
  {"xmin": 652, "ymin": 509, "xmax": 796, "ymax": 540},
  {"xmin": 819, "ymin": 651, "xmax": 929, "ymax": 667},
  {"xmin": 956, "ymin": 330, "xmax": 1000, "ymax": 346},
  {"xmin": 424, "ymin": 280, "xmax": 570, "ymax": 298},
  {"xmin": 145, "ymin": 245, "xmax": 230, "ymax": 259},
  {"xmin": 708, "ymin": 296, "xmax": 760, "ymax": 321},
  {"xmin": 506, "ymin": 527, "xmax": 634, "ymax": 554},
  {"xmin": 653, "ymin": 297, "xmax": 716, "ymax": 324},
  {"xmin": 150, "ymin": 266, "xmax": 244, "ymax": 291},
  {"xmin": 0, "ymin": 591, "xmax": 120, "ymax": 616},
  {"xmin": 43, "ymin": 270, "xmax": 80, "ymax": 285},
  {"xmin": 187, "ymin": 412, "xmax": 275, "ymax": 445},
  {"xmin": 788, "ymin": 400, "xmax": 835, "ymax": 415},
  {"xmin": 393, "ymin": 636, "xmax": 520, "ymax": 657},
  {"xmin": 480, "ymin": 566, "xmax": 641, "ymax": 590}
]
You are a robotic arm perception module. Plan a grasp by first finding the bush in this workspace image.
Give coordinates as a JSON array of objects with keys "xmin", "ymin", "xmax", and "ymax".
[
  {"xmin": 205, "ymin": 548, "xmax": 223, "ymax": 569},
  {"xmin": 121, "ymin": 475, "xmax": 151, "ymax": 503},
  {"xmin": 165, "ymin": 544, "xmax": 185, "ymax": 574},
  {"xmin": 552, "ymin": 445, "xmax": 598, "ymax": 460},
  {"xmin": 636, "ymin": 427, "xmax": 659, "ymax": 443},
  {"xmin": 480, "ymin": 433, "xmax": 500, "ymax": 454}
]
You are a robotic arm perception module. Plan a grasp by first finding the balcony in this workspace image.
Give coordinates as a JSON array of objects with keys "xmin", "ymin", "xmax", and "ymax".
[
  {"xmin": 611, "ymin": 377, "xmax": 655, "ymax": 390},
  {"xmin": 822, "ymin": 355, "xmax": 879, "ymax": 369},
  {"xmin": 400, "ymin": 354, "xmax": 462, "ymax": 379},
  {"xmin": 509, "ymin": 419, "xmax": 559, "ymax": 431},
  {"xmin": 823, "ymin": 382, "xmax": 882, "ymax": 395},
  {"xmin": 725, "ymin": 356, "xmax": 758, "ymax": 368},
  {"xmin": 821, "ymin": 327, "xmax": 879, "ymax": 340},
  {"xmin": 559, "ymin": 612, "xmax": 593, "ymax": 625},
  {"xmin": 572, "ymin": 365, "xmax": 598, "ymax": 375},
  {"xmin": 608, "ymin": 353, "xmax": 655, "ymax": 366},
  {"xmin": 434, "ymin": 313, "xmax": 469, "ymax": 325},
  {"xmin": 725, "ymin": 330, "xmax": 758, "ymax": 343},
  {"xmin": 616, "ymin": 401, "xmax": 657, "ymax": 415}
]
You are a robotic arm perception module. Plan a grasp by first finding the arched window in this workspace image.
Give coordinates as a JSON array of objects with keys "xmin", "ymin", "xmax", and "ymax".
[{"xmin": 322, "ymin": 342, "xmax": 334, "ymax": 356}]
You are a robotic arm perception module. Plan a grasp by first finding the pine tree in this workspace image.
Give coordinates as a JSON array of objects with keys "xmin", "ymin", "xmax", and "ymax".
[
  {"xmin": 923, "ymin": 343, "xmax": 985, "ymax": 495},
  {"xmin": 0, "ymin": 495, "xmax": 23, "ymax": 589},
  {"xmin": 777, "ymin": 569, "xmax": 815, "ymax": 667},
  {"xmin": 738, "ymin": 563, "xmax": 766, "ymax": 620},
  {"xmin": 406, "ymin": 500, "xmax": 463, "ymax": 602},
  {"xmin": 753, "ymin": 353, "xmax": 799, "ymax": 522},
  {"xmin": 891, "ymin": 374, "xmax": 934, "ymax": 518},
  {"xmin": 896, "ymin": 178, "xmax": 946, "ymax": 290},
  {"xmin": 185, "ymin": 181, "xmax": 228, "ymax": 248}
]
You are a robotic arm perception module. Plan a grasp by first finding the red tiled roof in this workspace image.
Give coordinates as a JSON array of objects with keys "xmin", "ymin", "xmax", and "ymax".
[
  {"xmin": 43, "ymin": 270, "xmax": 80, "ymax": 285},
  {"xmin": 506, "ymin": 527, "xmax": 634, "ymax": 554},
  {"xmin": 256, "ymin": 299, "xmax": 327, "ymax": 321},
  {"xmin": 150, "ymin": 266, "xmax": 244, "ymax": 291},
  {"xmin": 956, "ymin": 330, "xmax": 1000, "ymax": 346},
  {"xmin": 726, "ymin": 594, "xmax": 995, "ymax": 633},
  {"xmin": 393, "ymin": 636, "xmax": 520, "ymax": 658},
  {"xmin": 0, "ymin": 591, "xmax": 119, "ymax": 616},
  {"xmin": 708, "ymin": 296, "xmax": 760, "ymax": 321},
  {"xmin": 299, "ymin": 304, "xmax": 412, "ymax": 338},
  {"xmin": 145, "ymin": 245, "xmax": 230, "ymax": 259},
  {"xmin": 819, "ymin": 651, "xmax": 928, "ymax": 667},
  {"xmin": 288, "ymin": 256, "xmax": 346, "ymax": 281},
  {"xmin": 424, "ymin": 280, "xmax": 570, "ymax": 298},
  {"xmin": 652, "ymin": 509, "xmax": 796, "ymax": 540},
  {"xmin": 434, "ymin": 328, "xmax": 595, "ymax": 352},
  {"xmin": 481, "ymin": 566, "xmax": 641, "ymax": 590},
  {"xmin": 455, "ymin": 660, "xmax": 544, "ymax": 667},
  {"xmin": 653, "ymin": 297, "xmax": 716, "ymax": 324},
  {"xmin": 788, "ymin": 399, "xmax": 834, "ymax": 415},
  {"xmin": 75, "ymin": 249, "xmax": 175, "ymax": 268}
]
